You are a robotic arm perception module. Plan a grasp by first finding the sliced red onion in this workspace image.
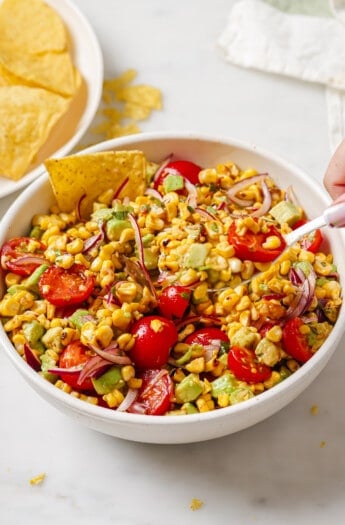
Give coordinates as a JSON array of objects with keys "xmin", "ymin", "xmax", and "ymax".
[
  {"xmin": 114, "ymin": 177, "xmax": 129, "ymax": 199},
  {"xmin": 48, "ymin": 365, "xmax": 84, "ymax": 375},
  {"xmin": 90, "ymin": 343, "xmax": 132, "ymax": 365},
  {"xmin": 184, "ymin": 178, "xmax": 198, "ymax": 208},
  {"xmin": 24, "ymin": 343, "xmax": 41, "ymax": 371},
  {"xmin": 116, "ymin": 387, "xmax": 139, "ymax": 412},
  {"xmin": 285, "ymin": 185, "xmax": 301, "ymax": 207},
  {"xmin": 227, "ymin": 173, "xmax": 268, "ymax": 207},
  {"xmin": 126, "ymin": 214, "xmax": 157, "ymax": 300},
  {"xmin": 250, "ymin": 181, "xmax": 272, "ymax": 217},
  {"xmin": 195, "ymin": 207, "xmax": 219, "ymax": 222},
  {"xmin": 76, "ymin": 194, "xmax": 87, "ymax": 222},
  {"xmin": 128, "ymin": 213, "xmax": 145, "ymax": 265},
  {"xmin": 289, "ymin": 267, "xmax": 305, "ymax": 286},
  {"xmin": 153, "ymin": 154, "xmax": 173, "ymax": 183},
  {"xmin": 82, "ymin": 225, "xmax": 105, "ymax": 253},
  {"xmin": 145, "ymin": 188, "xmax": 163, "ymax": 201},
  {"xmin": 14, "ymin": 255, "xmax": 47, "ymax": 267},
  {"xmin": 175, "ymin": 315, "xmax": 222, "ymax": 330},
  {"xmin": 77, "ymin": 356, "xmax": 111, "ymax": 385},
  {"xmin": 285, "ymin": 267, "xmax": 316, "ymax": 320}
]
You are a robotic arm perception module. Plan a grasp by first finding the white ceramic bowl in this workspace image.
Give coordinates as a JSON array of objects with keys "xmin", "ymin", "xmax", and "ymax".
[
  {"xmin": 0, "ymin": 0, "xmax": 103, "ymax": 198},
  {"xmin": 1, "ymin": 132, "xmax": 345, "ymax": 444}
]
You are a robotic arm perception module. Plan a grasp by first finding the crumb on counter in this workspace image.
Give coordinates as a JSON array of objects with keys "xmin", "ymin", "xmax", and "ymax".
[
  {"xmin": 320, "ymin": 440, "xmax": 326, "ymax": 448},
  {"xmin": 29, "ymin": 473, "xmax": 46, "ymax": 485},
  {"xmin": 310, "ymin": 404, "xmax": 319, "ymax": 416},
  {"xmin": 190, "ymin": 498, "xmax": 204, "ymax": 511}
]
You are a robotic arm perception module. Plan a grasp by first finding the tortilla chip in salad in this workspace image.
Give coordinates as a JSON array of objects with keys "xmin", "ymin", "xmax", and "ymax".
[{"xmin": 45, "ymin": 150, "xmax": 147, "ymax": 218}]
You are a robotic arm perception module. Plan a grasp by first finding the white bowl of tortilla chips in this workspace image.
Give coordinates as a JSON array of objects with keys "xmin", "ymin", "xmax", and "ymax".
[
  {"xmin": 1, "ymin": 131, "xmax": 345, "ymax": 444},
  {"xmin": 0, "ymin": 0, "xmax": 103, "ymax": 198}
]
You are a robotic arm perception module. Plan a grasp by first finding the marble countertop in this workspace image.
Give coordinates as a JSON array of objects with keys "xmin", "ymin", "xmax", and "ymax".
[{"xmin": 1, "ymin": 1, "xmax": 345, "ymax": 524}]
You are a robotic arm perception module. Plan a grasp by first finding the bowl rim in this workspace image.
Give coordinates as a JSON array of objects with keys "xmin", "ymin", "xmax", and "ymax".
[{"xmin": 1, "ymin": 130, "xmax": 344, "ymax": 429}]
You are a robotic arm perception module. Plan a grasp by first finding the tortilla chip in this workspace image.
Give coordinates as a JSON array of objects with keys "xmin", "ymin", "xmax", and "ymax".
[
  {"xmin": 0, "ymin": 86, "xmax": 70, "ymax": 180},
  {"xmin": 0, "ymin": 45, "xmax": 76, "ymax": 96},
  {"xmin": 0, "ymin": 0, "xmax": 67, "ymax": 54},
  {"xmin": 45, "ymin": 151, "xmax": 147, "ymax": 217}
]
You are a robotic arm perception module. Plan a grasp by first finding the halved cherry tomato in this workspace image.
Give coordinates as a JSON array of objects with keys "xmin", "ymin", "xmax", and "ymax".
[
  {"xmin": 129, "ymin": 315, "xmax": 178, "ymax": 369},
  {"xmin": 293, "ymin": 220, "xmax": 323, "ymax": 253},
  {"xmin": 282, "ymin": 317, "xmax": 313, "ymax": 363},
  {"xmin": 228, "ymin": 346, "xmax": 272, "ymax": 383},
  {"xmin": 185, "ymin": 327, "xmax": 229, "ymax": 346},
  {"xmin": 228, "ymin": 220, "xmax": 286, "ymax": 262},
  {"xmin": 38, "ymin": 264, "xmax": 95, "ymax": 306},
  {"xmin": 158, "ymin": 285, "xmax": 191, "ymax": 319},
  {"xmin": 58, "ymin": 341, "xmax": 94, "ymax": 391},
  {"xmin": 0, "ymin": 236, "xmax": 46, "ymax": 276},
  {"xmin": 153, "ymin": 160, "xmax": 202, "ymax": 191},
  {"xmin": 128, "ymin": 369, "xmax": 173, "ymax": 415}
]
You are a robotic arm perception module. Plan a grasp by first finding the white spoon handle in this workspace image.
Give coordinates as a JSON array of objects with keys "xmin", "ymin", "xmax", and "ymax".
[{"xmin": 284, "ymin": 201, "xmax": 345, "ymax": 246}]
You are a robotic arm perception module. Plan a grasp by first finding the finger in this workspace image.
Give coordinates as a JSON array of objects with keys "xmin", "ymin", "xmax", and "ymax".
[{"xmin": 323, "ymin": 139, "xmax": 345, "ymax": 199}]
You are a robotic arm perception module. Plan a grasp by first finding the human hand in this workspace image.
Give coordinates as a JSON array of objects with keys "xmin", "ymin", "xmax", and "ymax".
[{"xmin": 324, "ymin": 139, "xmax": 345, "ymax": 203}]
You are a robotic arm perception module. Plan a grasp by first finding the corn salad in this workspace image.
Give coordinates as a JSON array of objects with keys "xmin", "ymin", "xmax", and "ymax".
[{"xmin": 0, "ymin": 157, "xmax": 342, "ymax": 416}]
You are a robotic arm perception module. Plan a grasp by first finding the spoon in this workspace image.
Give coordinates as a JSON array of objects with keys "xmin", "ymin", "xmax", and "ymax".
[
  {"xmin": 241, "ymin": 201, "xmax": 345, "ymax": 285},
  {"xmin": 283, "ymin": 200, "xmax": 345, "ymax": 247}
]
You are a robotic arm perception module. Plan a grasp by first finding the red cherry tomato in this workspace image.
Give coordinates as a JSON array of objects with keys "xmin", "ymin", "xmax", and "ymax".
[
  {"xmin": 228, "ymin": 346, "xmax": 272, "ymax": 383},
  {"xmin": 0, "ymin": 237, "xmax": 46, "ymax": 276},
  {"xmin": 129, "ymin": 315, "xmax": 178, "ymax": 369},
  {"xmin": 58, "ymin": 341, "xmax": 94, "ymax": 391},
  {"xmin": 158, "ymin": 285, "xmax": 191, "ymax": 319},
  {"xmin": 128, "ymin": 369, "xmax": 173, "ymax": 415},
  {"xmin": 282, "ymin": 317, "xmax": 313, "ymax": 363},
  {"xmin": 293, "ymin": 220, "xmax": 323, "ymax": 253},
  {"xmin": 38, "ymin": 264, "xmax": 95, "ymax": 306},
  {"xmin": 153, "ymin": 160, "xmax": 202, "ymax": 191},
  {"xmin": 185, "ymin": 327, "xmax": 229, "ymax": 346},
  {"xmin": 228, "ymin": 220, "xmax": 286, "ymax": 263}
]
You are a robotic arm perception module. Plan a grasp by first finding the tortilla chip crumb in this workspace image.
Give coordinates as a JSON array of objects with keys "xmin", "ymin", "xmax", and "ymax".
[
  {"xmin": 89, "ymin": 69, "xmax": 162, "ymax": 142},
  {"xmin": 320, "ymin": 441, "xmax": 326, "ymax": 448},
  {"xmin": 310, "ymin": 405, "xmax": 319, "ymax": 416},
  {"xmin": 190, "ymin": 498, "xmax": 204, "ymax": 511},
  {"xmin": 29, "ymin": 472, "xmax": 46, "ymax": 485}
]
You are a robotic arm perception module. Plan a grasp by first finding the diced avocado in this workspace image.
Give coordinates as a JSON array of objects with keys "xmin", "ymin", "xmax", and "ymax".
[
  {"xmin": 163, "ymin": 174, "xmax": 185, "ymax": 192},
  {"xmin": 211, "ymin": 373, "xmax": 237, "ymax": 398},
  {"xmin": 92, "ymin": 366, "xmax": 125, "ymax": 395},
  {"xmin": 40, "ymin": 353, "xmax": 57, "ymax": 383},
  {"xmin": 142, "ymin": 233, "xmax": 154, "ymax": 247},
  {"xmin": 306, "ymin": 322, "xmax": 333, "ymax": 351},
  {"xmin": 176, "ymin": 347, "xmax": 193, "ymax": 366},
  {"xmin": 229, "ymin": 387, "xmax": 254, "ymax": 404},
  {"xmin": 175, "ymin": 373, "xmax": 203, "ymax": 403},
  {"xmin": 143, "ymin": 247, "xmax": 158, "ymax": 270},
  {"xmin": 181, "ymin": 402, "xmax": 198, "ymax": 414},
  {"xmin": 30, "ymin": 226, "xmax": 43, "ymax": 239},
  {"xmin": 230, "ymin": 326, "xmax": 258, "ymax": 349},
  {"xmin": 91, "ymin": 207, "xmax": 114, "ymax": 222},
  {"xmin": 279, "ymin": 365, "xmax": 291, "ymax": 381},
  {"xmin": 106, "ymin": 218, "xmax": 131, "ymax": 241},
  {"xmin": 68, "ymin": 309, "xmax": 92, "ymax": 330},
  {"xmin": 255, "ymin": 338, "xmax": 280, "ymax": 367},
  {"xmin": 23, "ymin": 321, "xmax": 45, "ymax": 352},
  {"xmin": 184, "ymin": 243, "xmax": 209, "ymax": 269},
  {"xmin": 23, "ymin": 264, "xmax": 49, "ymax": 293},
  {"xmin": 293, "ymin": 260, "xmax": 313, "ymax": 277},
  {"xmin": 269, "ymin": 200, "xmax": 302, "ymax": 226}
]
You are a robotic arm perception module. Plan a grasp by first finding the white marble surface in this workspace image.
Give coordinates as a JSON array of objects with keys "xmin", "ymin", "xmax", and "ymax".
[{"xmin": 1, "ymin": 1, "xmax": 345, "ymax": 524}]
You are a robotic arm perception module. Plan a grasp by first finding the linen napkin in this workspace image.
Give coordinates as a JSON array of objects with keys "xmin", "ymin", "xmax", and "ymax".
[{"xmin": 218, "ymin": 0, "xmax": 345, "ymax": 152}]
